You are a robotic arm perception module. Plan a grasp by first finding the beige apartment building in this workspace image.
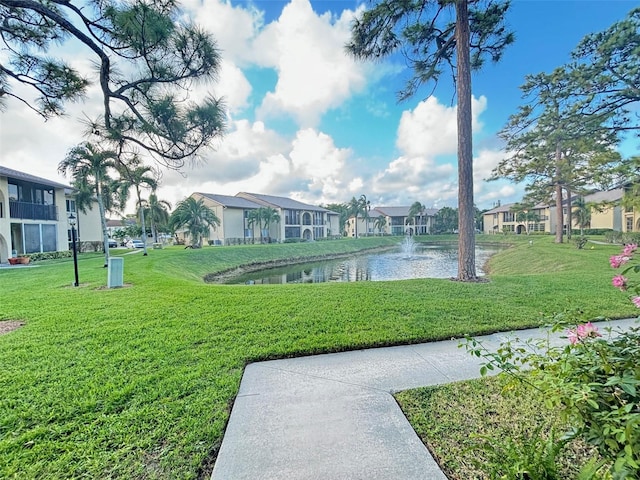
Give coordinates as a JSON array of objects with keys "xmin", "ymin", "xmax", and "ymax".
[
  {"xmin": 0, "ymin": 165, "xmax": 102, "ymax": 263},
  {"xmin": 346, "ymin": 206, "xmax": 440, "ymax": 237},
  {"xmin": 183, "ymin": 192, "xmax": 340, "ymax": 245},
  {"xmin": 483, "ymin": 188, "xmax": 638, "ymax": 236}
]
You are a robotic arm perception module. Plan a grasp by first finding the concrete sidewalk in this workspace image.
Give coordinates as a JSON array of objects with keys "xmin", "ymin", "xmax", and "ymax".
[{"xmin": 211, "ymin": 318, "xmax": 638, "ymax": 480}]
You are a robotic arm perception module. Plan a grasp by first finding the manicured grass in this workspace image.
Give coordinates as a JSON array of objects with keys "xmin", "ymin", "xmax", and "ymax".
[
  {"xmin": 0, "ymin": 235, "xmax": 636, "ymax": 478},
  {"xmin": 395, "ymin": 376, "xmax": 599, "ymax": 480}
]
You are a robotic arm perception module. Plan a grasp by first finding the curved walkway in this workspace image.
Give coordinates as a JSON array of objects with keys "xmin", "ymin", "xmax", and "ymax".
[{"xmin": 211, "ymin": 318, "xmax": 638, "ymax": 480}]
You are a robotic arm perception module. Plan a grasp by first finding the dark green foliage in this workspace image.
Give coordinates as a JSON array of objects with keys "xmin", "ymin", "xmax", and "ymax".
[
  {"xmin": 346, "ymin": 0, "xmax": 514, "ymax": 100},
  {"xmin": 0, "ymin": 0, "xmax": 226, "ymax": 166},
  {"xmin": 433, "ymin": 206, "xmax": 458, "ymax": 233},
  {"xmin": 26, "ymin": 251, "xmax": 73, "ymax": 262},
  {"xmin": 169, "ymin": 197, "xmax": 220, "ymax": 247},
  {"xmin": 574, "ymin": 236, "xmax": 588, "ymax": 249},
  {"xmin": 570, "ymin": 8, "xmax": 640, "ymax": 130}
]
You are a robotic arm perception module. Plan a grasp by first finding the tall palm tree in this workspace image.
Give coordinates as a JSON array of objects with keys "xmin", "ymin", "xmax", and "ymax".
[
  {"xmin": 348, "ymin": 195, "xmax": 370, "ymax": 237},
  {"xmin": 169, "ymin": 197, "xmax": 220, "ymax": 248},
  {"xmin": 58, "ymin": 142, "xmax": 118, "ymax": 267},
  {"xmin": 119, "ymin": 159, "xmax": 157, "ymax": 256},
  {"xmin": 359, "ymin": 194, "xmax": 371, "ymax": 236},
  {"xmin": 144, "ymin": 193, "xmax": 172, "ymax": 243},
  {"xmin": 246, "ymin": 209, "xmax": 261, "ymax": 243},
  {"xmin": 348, "ymin": 196, "xmax": 360, "ymax": 237},
  {"xmin": 407, "ymin": 201, "xmax": 424, "ymax": 235},
  {"xmin": 260, "ymin": 207, "xmax": 281, "ymax": 243},
  {"xmin": 573, "ymin": 197, "xmax": 592, "ymax": 236},
  {"xmin": 373, "ymin": 216, "xmax": 387, "ymax": 236}
]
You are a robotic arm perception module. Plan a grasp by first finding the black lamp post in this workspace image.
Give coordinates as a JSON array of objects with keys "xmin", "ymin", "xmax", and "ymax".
[{"xmin": 68, "ymin": 212, "xmax": 79, "ymax": 287}]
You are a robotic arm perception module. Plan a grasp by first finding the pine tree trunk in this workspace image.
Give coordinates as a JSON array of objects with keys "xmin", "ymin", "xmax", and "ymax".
[
  {"xmin": 554, "ymin": 144, "xmax": 564, "ymax": 243},
  {"xmin": 566, "ymin": 188, "xmax": 572, "ymax": 240},
  {"xmin": 455, "ymin": 0, "xmax": 477, "ymax": 281}
]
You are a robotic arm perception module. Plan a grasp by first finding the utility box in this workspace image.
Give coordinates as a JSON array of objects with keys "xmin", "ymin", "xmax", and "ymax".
[{"xmin": 108, "ymin": 257, "xmax": 124, "ymax": 288}]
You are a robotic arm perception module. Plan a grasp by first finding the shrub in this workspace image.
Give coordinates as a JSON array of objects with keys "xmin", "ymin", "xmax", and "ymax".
[
  {"xmin": 463, "ymin": 243, "xmax": 640, "ymax": 479},
  {"xmin": 28, "ymin": 251, "xmax": 73, "ymax": 262},
  {"xmin": 574, "ymin": 236, "xmax": 589, "ymax": 249},
  {"xmin": 605, "ymin": 231, "xmax": 623, "ymax": 244},
  {"xmin": 464, "ymin": 318, "xmax": 639, "ymax": 479}
]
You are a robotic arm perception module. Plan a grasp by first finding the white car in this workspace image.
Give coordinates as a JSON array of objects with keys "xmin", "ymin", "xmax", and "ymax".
[{"xmin": 126, "ymin": 239, "xmax": 145, "ymax": 249}]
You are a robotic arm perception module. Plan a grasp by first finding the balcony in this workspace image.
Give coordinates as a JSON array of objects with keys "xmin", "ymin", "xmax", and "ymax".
[{"xmin": 9, "ymin": 201, "xmax": 58, "ymax": 221}]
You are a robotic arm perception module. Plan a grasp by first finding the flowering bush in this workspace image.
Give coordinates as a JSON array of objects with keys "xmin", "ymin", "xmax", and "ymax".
[
  {"xmin": 462, "ymin": 244, "xmax": 640, "ymax": 479},
  {"xmin": 610, "ymin": 243, "xmax": 640, "ymax": 308},
  {"xmin": 465, "ymin": 318, "xmax": 639, "ymax": 479}
]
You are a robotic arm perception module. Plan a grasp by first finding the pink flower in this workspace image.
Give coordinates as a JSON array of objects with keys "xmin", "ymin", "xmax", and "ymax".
[
  {"xmin": 633, "ymin": 297, "xmax": 640, "ymax": 308},
  {"xmin": 622, "ymin": 243, "xmax": 638, "ymax": 256},
  {"xmin": 612, "ymin": 275, "xmax": 627, "ymax": 290},
  {"xmin": 576, "ymin": 322, "xmax": 601, "ymax": 339},
  {"xmin": 568, "ymin": 322, "xmax": 602, "ymax": 344},
  {"xmin": 610, "ymin": 255, "xmax": 630, "ymax": 268}
]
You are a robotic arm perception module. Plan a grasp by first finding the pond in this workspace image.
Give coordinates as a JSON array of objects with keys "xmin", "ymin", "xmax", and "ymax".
[{"xmin": 221, "ymin": 241, "xmax": 503, "ymax": 285}]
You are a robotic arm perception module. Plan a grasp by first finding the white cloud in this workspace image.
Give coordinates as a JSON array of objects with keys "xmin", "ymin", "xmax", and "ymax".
[
  {"xmin": 180, "ymin": 0, "xmax": 264, "ymax": 66},
  {"xmin": 254, "ymin": 0, "xmax": 368, "ymax": 127},
  {"xmin": 156, "ymin": 125, "xmax": 357, "ymax": 207},
  {"xmin": 366, "ymin": 95, "xmax": 491, "ymax": 206},
  {"xmin": 396, "ymin": 95, "xmax": 487, "ymax": 157}
]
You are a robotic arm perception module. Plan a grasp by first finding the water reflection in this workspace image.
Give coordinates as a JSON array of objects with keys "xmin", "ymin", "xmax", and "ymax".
[{"xmin": 227, "ymin": 244, "xmax": 501, "ymax": 285}]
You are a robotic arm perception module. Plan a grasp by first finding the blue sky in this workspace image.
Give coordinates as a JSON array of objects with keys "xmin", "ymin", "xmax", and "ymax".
[{"xmin": 1, "ymin": 0, "xmax": 637, "ymax": 212}]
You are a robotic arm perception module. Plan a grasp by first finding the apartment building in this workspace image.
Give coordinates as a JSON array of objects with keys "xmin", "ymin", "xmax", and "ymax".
[{"xmin": 0, "ymin": 165, "xmax": 102, "ymax": 263}]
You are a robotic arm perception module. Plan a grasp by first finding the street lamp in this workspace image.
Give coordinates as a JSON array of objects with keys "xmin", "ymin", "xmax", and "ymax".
[{"xmin": 68, "ymin": 212, "xmax": 79, "ymax": 287}]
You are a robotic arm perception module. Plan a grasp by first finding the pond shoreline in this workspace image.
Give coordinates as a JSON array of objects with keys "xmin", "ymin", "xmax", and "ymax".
[
  {"xmin": 203, "ymin": 245, "xmax": 394, "ymax": 284},
  {"xmin": 203, "ymin": 241, "xmax": 510, "ymax": 284}
]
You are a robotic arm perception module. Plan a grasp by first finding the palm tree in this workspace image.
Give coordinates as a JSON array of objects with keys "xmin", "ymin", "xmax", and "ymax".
[
  {"xmin": 246, "ymin": 209, "xmax": 261, "ymax": 243},
  {"xmin": 119, "ymin": 159, "xmax": 157, "ymax": 256},
  {"xmin": 144, "ymin": 193, "xmax": 172, "ymax": 243},
  {"xmin": 348, "ymin": 195, "xmax": 370, "ymax": 238},
  {"xmin": 359, "ymin": 194, "xmax": 371, "ymax": 236},
  {"xmin": 58, "ymin": 142, "xmax": 118, "ymax": 267},
  {"xmin": 373, "ymin": 216, "xmax": 387, "ymax": 236},
  {"xmin": 169, "ymin": 197, "xmax": 220, "ymax": 248},
  {"xmin": 260, "ymin": 207, "xmax": 281, "ymax": 243},
  {"xmin": 348, "ymin": 197, "xmax": 360, "ymax": 237},
  {"xmin": 573, "ymin": 197, "xmax": 592, "ymax": 236},
  {"xmin": 407, "ymin": 201, "xmax": 424, "ymax": 235}
]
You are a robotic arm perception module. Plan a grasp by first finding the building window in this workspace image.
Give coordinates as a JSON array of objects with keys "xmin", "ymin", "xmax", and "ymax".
[
  {"xmin": 8, "ymin": 183, "xmax": 19, "ymax": 201},
  {"xmin": 284, "ymin": 209, "xmax": 300, "ymax": 225},
  {"xmin": 285, "ymin": 226, "xmax": 300, "ymax": 238},
  {"xmin": 503, "ymin": 212, "xmax": 515, "ymax": 222},
  {"xmin": 66, "ymin": 199, "xmax": 76, "ymax": 213},
  {"xmin": 627, "ymin": 217, "xmax": 634, "ymax": 232}
]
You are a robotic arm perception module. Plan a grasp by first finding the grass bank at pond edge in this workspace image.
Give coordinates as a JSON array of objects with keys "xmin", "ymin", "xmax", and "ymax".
[{"xmin": 0, "ymin": 235, "xmax": 636, "ymax": 479}]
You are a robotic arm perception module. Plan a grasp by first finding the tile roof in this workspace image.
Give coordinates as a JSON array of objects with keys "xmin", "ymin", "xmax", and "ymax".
[
  {"xmin": 197, "ymin": 192, "xmax": 262, "ymax": 209},
  {"xmin": 483, "ymin": 203, "xmax": 514, "ymax": 214},
  {"xmin": 0, "ymin": 165, "xmax": 70, "ymax": 189},
  {"xmin": 584, "ymin": 188, "xmax": 624, "ymax": 203},
  {"xmin": 374, "ymin": 206, "xmax": 440, "ymax": 217},
  {"xmin": 237, "ymin": 192, "xmax": 330, "ymax": 212}
]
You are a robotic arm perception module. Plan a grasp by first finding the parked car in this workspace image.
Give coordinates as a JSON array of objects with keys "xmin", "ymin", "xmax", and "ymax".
[
  {"xmin": 126, "ymin": 239, "xmax": 145, "ymax": 249},
  {"xmin": 108, "ymin": 239, "xmax": 118, "ymax": 248}
]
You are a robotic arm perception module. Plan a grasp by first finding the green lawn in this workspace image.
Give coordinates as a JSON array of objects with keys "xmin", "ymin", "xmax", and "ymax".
[
  {"xmin": 395, "ymin": 376, "xmax": 601, "ymax": 480},
  {"xmin": 0, "ymin": 235, "xmax": 636, "ymax": 479}
]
